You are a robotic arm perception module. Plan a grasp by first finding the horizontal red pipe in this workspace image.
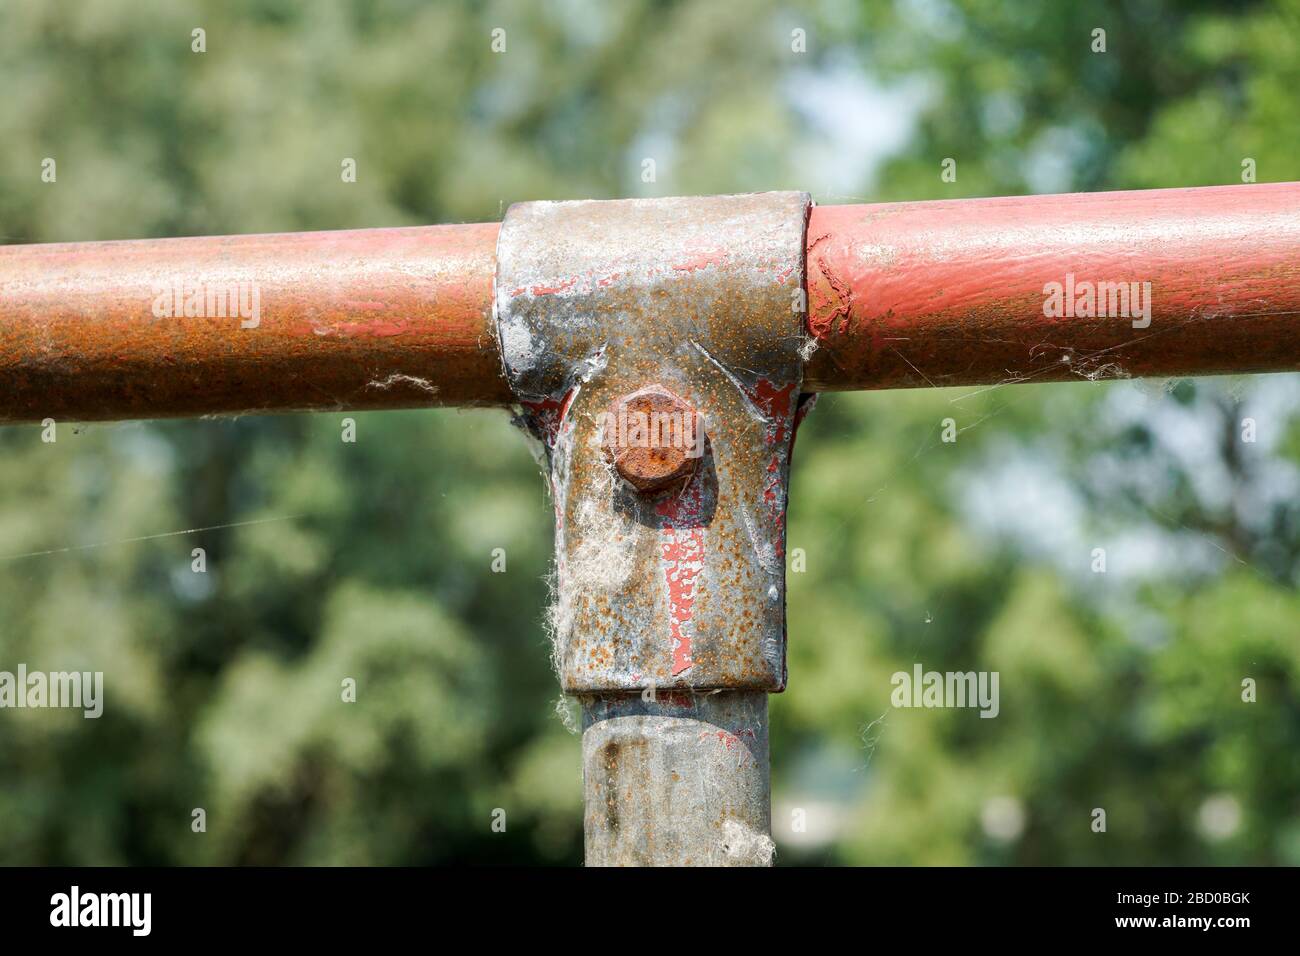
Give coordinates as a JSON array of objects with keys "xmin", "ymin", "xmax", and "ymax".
[
  {"xmin": 0, "ymin": 223, "xmax": 509, "ymax": 423},
  {"xmin": 803, "ymin": 182, "xmax": 1300, "ymax": 391},
  {"xmin": 2, "ymin": 183, "xmax": 1298, "ymax": 424}
]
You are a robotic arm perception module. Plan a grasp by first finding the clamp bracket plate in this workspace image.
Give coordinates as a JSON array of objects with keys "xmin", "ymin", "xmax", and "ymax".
[{"xmin": 495, "ymin": 192, "xmax": 811, "ymax": 694}]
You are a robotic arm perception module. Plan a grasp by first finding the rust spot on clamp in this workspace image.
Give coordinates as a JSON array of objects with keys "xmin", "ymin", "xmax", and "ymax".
[
  {"xmin": 494, "ymin": 192, "xmax": 812, "ymax": 693},
  {"xmin": 602, "ymin": 385, "xmax": 701, "ymax": 494}
]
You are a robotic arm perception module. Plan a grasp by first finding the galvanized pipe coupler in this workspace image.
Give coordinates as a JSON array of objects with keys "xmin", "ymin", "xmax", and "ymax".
[{"xmin": 494, "ymin": 192, "xmax": 811, "ymax": 866}]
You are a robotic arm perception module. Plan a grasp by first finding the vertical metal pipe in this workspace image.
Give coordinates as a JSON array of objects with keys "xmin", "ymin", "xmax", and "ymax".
[{"xmin": 581, "ymin": 692, "xmax": 773, "ymax": 867}]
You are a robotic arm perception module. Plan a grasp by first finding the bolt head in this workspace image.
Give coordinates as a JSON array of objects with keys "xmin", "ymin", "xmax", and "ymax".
[{"xmin": 602, "ymin": 385, "xmax": 702, "ymax": 493}]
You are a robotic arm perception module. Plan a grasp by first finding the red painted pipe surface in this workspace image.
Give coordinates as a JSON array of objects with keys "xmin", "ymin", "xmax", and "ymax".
[
  {"xmin": 0, "ymin": 223, "xmax": 509, "ymax": 423},
  {"xmin": 3, "ymin": 183, "xmax": 1299, "ymax": 424},
  {"xmin": 803, "ymin": 182, "xmax": 1300, "ymax": 391}
]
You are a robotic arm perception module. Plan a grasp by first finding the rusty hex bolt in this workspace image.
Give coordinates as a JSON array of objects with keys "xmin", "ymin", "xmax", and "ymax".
[{"xmin": 602, "ymin": 385, "xmax": 703, "ymax": 493}]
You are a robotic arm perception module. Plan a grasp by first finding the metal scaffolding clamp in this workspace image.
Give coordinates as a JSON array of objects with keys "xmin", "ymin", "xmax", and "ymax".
[{"xmin": 494, "ymin": 192, "xmax": 811, "ymax": 865}]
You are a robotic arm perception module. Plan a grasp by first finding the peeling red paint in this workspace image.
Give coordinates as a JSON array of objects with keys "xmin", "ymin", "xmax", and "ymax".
[
  {"xmin": 790, "ymin": 392, "xmax": 819, "ymax": 455},
  {"xmin": 522, "ymin": 388, "xmax": 579, "ymax": 535},
  {"xmin": 656, "ymin": 690, "xmax": 697, "ymax": 708},
  {"xmin": 743, "ymin": 379, "xmax": 798, "ymax": 444},
  {"xmin": 803, "ymin": 183, "xmax": 1300, "ymax": 392},
  {"xmin": 512, "ymin": 271, "xmax": 630, "ymax": 298},
  {"xmin": 656, "ymin": 478, "xmax": 706, "ymax": 676},
  {"xmin": 314, "ymin": 320, "xmax": 413, "ymax": 338},
  {"xmin": 521, "ymin": 387, "xmax": 577, "ymax": 449},
  {"xmin": 700, "ymin": 727, "xmax": 758, "ymax": 767},
  {"xmin": 805, "ymin": 232, "xmax": 853, "ymax": 341},
  {"xmin": 701, "ymin": 727, "xmax": 757, "ymax": 750},
  {"xmin": 740, "ymin": 378, "xmax": 799, "ymax": 558},
  {"xmin": 526, "ymin": 276, "xmax": 581, "ymax": 296},
  {"xmin": 672, "ymin": 248, "xmax": 728, "ymax": 273}
]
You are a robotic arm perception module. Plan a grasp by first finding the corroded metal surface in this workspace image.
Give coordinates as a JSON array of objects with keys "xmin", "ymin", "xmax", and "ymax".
[
  {"xmin": 0, "ymin": 224, "xmax": 509, "ymax": 423},
  {"xmin": 804, "ymin": 182, "xmax": 1300, "ymax": 391},
  {"xmin": 602, "ymin": 385, "xmax": 702, "ymax": 493},
  {"xmin": 495, "ymin": 192, "xmax": 811, "ymax": 694},
  {"xmin": 582, "ymin": 691, "xmax": 772, "ymax": 867}
]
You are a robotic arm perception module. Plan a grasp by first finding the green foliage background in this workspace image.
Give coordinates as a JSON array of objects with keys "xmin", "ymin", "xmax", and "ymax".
[{"xmin": 1, "ymin": 0, "xmax": 1297, "ymax": 865}]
